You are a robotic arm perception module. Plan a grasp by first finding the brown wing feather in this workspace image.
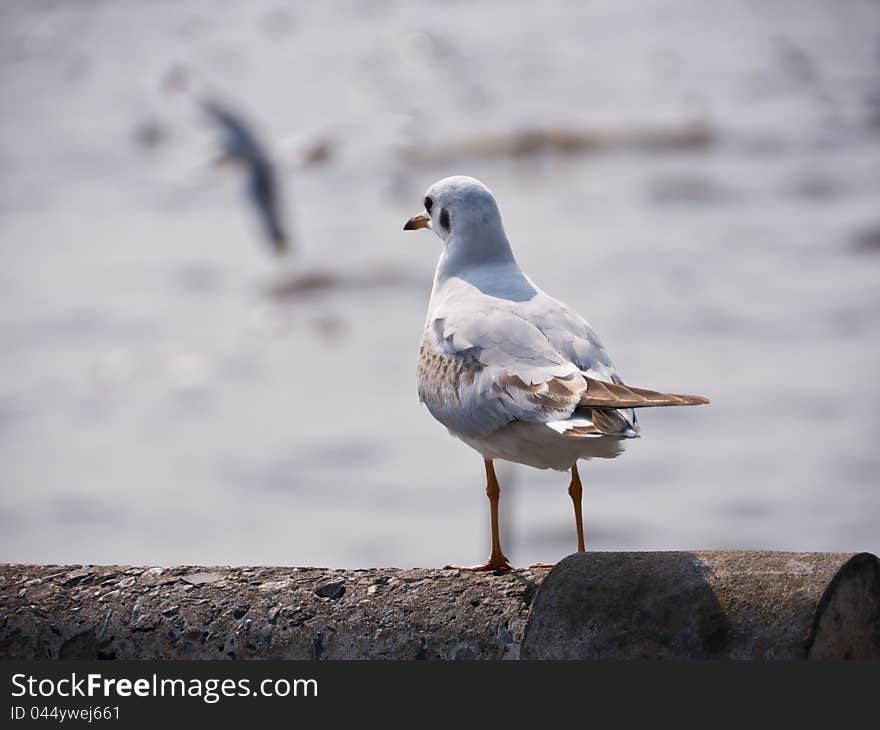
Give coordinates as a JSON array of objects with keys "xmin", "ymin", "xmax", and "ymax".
[
  {"xmin": 579, "ymin": 376, "xmax": 710, "ymax": 408},
  {"xmin": 559, "ymin": 407, "xmax": 633, "ymax": 437}
]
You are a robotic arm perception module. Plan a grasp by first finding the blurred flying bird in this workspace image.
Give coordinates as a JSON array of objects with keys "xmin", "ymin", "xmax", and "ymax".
[
  {"xmin": 201, "ymin": 98, "xmax": 291, "ymax": 255},
  {"xmin": 405, "ymin": 176, "xmax": 709, "ymax": 571}
]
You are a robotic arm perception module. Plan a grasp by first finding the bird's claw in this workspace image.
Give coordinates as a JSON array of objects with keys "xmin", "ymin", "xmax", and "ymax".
[{"xmin": 444, "ymin": 554, "xmax": 513, "ymax": 572}]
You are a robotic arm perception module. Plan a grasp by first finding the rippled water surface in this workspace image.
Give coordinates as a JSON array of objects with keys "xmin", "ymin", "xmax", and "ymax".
[{"xmin": 1, "ymin": 0, "xmax": 879, "ymax": 566}]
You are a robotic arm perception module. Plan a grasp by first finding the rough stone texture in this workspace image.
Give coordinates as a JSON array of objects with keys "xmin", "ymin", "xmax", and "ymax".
[
  {"xmin": 521, "ymin": 551, "xmax": 880, "ymax": 660},
  {"xmin": 2, "ymin": 552, "xmax": 878, "ymax": 660},
  {"xmin": 0, "ymin": 565, "xmax": 543, "ymax": 660}
]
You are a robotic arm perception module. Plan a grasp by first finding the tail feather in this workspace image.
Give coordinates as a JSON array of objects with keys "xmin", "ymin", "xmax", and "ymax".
[{"xmin": 579, "ymin": 376, "xmax": 709, "ymax": 408}]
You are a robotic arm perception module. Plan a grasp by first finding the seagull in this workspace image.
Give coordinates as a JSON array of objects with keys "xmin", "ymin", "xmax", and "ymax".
[
  {"xmin": 200, "ymin": 98, "xmax": 290, "ymax": 255},
  {"xmin": 404, "ymin": 176, "xmax": 709, "ymax": 571}
]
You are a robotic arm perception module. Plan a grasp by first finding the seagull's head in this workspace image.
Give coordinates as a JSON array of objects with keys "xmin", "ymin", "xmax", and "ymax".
[{"xmin": 403, "ymin": 176, "xmax": 503, "ymax": 245}]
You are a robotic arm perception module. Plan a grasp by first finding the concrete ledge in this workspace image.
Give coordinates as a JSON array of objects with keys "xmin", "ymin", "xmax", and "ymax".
[
  {"xmin": 2, "ymin": 552, "xmax": 878, "ymax": 660},
  {"xmin": 0, "ymin": 565, "xmax": 543, "ymax": 660},
  {"xmin": 522, "ymin": 551, "xmax": 880, "ymax": 659}
]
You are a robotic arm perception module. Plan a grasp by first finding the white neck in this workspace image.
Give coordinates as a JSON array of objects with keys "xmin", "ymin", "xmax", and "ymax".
[
  {"xmin": 429, "ymin": 229, "xmax": 538, "ymax": 306},
  {"xmin": 435, "ymin": 222, "xmax": 516, "ymax": 276}
]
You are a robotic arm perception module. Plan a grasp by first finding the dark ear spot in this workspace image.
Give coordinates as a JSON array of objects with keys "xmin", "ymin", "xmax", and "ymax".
[
  {"xmin": 424, "ymin": 196, "xmax": 433, "ymax": 213},
  {"xmin": 439, "ymin": 208, "xmax": 450, "ymax": 230}
]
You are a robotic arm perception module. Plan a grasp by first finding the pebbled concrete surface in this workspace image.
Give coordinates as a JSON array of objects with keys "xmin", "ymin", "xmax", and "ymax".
[{"xmin": 0, "ymin": 565, "xmax": 545, "ymax": 660}]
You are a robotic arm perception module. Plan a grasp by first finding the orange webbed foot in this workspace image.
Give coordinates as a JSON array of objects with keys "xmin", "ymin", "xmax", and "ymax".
[{"xmin": 444, "ymin": 554, "xmax": 513, "ymax": 572}]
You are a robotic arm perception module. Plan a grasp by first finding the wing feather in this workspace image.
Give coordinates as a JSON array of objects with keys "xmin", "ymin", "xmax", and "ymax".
[
  {"xmin": 579, "ymin": 377, "xmax": 710, "ymax": 408},
  {"xmin": 419, "ymin": 282, "xmax": 708, "ymax": 441}
]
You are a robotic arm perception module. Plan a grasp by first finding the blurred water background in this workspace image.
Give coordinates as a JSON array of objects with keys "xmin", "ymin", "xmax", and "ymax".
[{"xmin": 1, "ymin": 0, "xmax": 879, "ymax": 567}]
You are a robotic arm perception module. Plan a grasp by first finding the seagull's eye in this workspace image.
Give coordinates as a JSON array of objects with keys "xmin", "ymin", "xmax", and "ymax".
[
  {"xmin": 439, "ymin": 208, "xmax": 450, "ymax": 230},
  {"xmin": 424, "ymin": 197, "xmax": 433, "ymax": 213}
]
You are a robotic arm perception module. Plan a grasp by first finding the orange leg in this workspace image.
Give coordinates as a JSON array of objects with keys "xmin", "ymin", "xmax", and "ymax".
[
  {"xmin": 530, "ymin": 463, "xmax": 585, "ymax": 568},
  {"xmin": 444, "ymin": 459, "xmax": 513, "ymax": 571},
  {"xmin": 569, "ymin": 462, "xmax": 586, "ymax": 553}
]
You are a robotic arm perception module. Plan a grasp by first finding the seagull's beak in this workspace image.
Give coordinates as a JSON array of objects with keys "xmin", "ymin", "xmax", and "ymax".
[{"xmin": 403, "ymin": 212, "xmax": 431, "ymax": 231}]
